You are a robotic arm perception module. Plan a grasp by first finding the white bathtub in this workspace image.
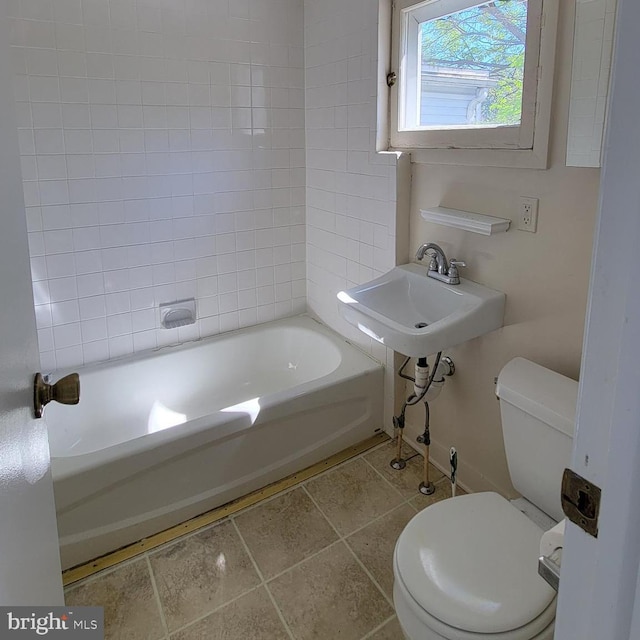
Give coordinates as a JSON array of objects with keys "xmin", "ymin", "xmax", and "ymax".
[{"xmin": 48, "ymin": 315, "xmax": 383, "ymax": 569}]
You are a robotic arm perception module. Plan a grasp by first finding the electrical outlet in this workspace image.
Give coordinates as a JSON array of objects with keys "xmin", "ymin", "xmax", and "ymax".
[{"xmin": 518, "ymin": 196, "xmax": 539, "ymax": 232}]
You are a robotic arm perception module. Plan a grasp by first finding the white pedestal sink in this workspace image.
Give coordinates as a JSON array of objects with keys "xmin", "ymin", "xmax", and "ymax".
[{"xmin": 337, "ymin": 263, "xmax": 505, "ymax": 357}]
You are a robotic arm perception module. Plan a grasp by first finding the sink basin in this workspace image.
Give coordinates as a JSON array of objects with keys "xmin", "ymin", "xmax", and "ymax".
[{"xmin": 337, "ymin": 263, "xmax": 505, "ymax": 356}]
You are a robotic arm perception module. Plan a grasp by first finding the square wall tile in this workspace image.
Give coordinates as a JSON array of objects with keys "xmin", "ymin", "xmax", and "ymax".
[{"xmin": 14, "ymin": 0, "xmax": 306, "ymax": 370}]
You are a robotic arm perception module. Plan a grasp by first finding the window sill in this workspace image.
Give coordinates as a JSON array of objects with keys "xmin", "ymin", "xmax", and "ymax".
[{"xmin": 405, "ymin": 145, "xmax": 550, "ymax": 170}]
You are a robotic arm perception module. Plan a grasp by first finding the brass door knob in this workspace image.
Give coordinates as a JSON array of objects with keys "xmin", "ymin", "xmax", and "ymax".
[{"xmin": 34, "ymin": 372, "xmax": 80, "ymax": 419}]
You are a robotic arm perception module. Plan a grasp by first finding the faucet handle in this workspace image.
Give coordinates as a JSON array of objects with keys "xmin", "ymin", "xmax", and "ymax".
[{"xmin": 448, "ymin": 259, "xmax": 466, "ymax": 282}]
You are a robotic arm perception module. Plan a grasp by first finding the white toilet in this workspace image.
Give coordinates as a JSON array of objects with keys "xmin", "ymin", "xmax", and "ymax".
[{"xmin": 393, "ymin": 357, "xmax": 578, "ymax": 640}]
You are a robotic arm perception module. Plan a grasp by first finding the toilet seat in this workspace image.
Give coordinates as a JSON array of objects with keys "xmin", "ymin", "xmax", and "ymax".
[
  {"xmin": 394, "ymin": 567, "xmax": 556, "ymax": 640},
  {"xmin": 394, "ymin": 492, "xmax": 557, "ymax": 638}
]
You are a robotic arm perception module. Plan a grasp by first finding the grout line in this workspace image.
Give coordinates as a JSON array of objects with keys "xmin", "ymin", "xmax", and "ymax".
[
  {"xmin": 316, "ymin": 492, "xmax": 409, "ymax": 543},
  {"xmin": 262, "ymin": 585, "xmax": 297, "ymax": 640},
  {"xmin": 359, "ymin": 615, "xmax": 398, "ymax": 640},
  {"xmin": 146, "ymin": 555, "xmax": 170, "ymax": 639},
  {"xmin": 261, "ymin": 538, "xmax": 345, "ymax": 587},
  {"xmin": 303, "ymin": 452, "xmax": 404, "ymax": 505},
  {"xmin": 300, "ymin": 486, "xmax": 394, "ymax": 608},
  {"xmin": 163, "ymin": 519, "xmax": 300, "ymax": 640},
  {"xmin": 156, "ymin": 518, "xmax": 271, "ymax": 637},
  {"xmin": 231, "ymin": 519, "xmax": 266, "ymax": 584},
  {"xmin": 166, "ymin": 585, "xmax": 264, "ymax": 638},
  {"xmin": 300, "ymin": 485, "xmax": 343, "ymax": 539},
  {"xmin": 344, "ymin": 542, "xmax": 394, "ymax": 608},
  {"xmin": 231, "ymin": 519, "xmax": 297, "ymax": 640},
  {"xmin": 357, "ymin": 451, "xmax": 411, "ymax": 500},
  {"xmin": 361, "ymin": 456, "xmax": 409, "ymax": 494}
]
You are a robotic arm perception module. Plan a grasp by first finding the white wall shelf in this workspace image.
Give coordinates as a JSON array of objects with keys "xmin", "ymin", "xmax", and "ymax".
[{"xmin": 420, "ymin": 207, "xmax": 511, "ymax": 236}]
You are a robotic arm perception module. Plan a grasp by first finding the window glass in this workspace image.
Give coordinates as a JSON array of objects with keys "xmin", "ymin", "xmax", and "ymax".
[{"xmin": 403, "ymin": 0, "xmax": 528, "ymax": 130}]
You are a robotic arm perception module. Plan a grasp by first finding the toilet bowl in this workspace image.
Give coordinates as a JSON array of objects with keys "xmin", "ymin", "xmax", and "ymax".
[{"xmin": 393, "ymin": 358, "xmax": 578, "ymax": 640}]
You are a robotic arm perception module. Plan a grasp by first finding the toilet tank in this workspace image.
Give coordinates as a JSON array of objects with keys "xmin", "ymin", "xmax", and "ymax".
[{"xmin": 496, "ymin": 357, "xmax": 578, "ymax": 522}]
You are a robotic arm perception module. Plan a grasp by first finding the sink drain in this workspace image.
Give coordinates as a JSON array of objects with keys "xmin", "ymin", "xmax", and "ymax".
[{"xmin": 415, "ymin": 322, "xmax": 428, "ymax": 329}]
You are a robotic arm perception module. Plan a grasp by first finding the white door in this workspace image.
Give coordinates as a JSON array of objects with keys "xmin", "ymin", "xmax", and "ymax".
[
  {"xmin": 554, "ymin": 0, "xmax": 640, "ymax": 637},
  {"xmin": 0, "ymin": 8, "xmax": 63, "ymax": 605}
]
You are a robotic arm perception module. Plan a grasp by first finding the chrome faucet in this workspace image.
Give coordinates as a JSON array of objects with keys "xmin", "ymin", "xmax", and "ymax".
[{"xmin": 415, "ymin": 243, "xmax": 466, "ymax": 285}]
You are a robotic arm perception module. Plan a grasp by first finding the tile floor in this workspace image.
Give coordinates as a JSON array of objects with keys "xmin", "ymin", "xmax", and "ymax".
[{"xmin": 65, "ymin": 440, "xmax": 466, "ymax": 640}]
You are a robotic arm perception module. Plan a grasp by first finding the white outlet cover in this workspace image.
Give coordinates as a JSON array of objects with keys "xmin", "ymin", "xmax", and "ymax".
[{"xmin": 518, "ymin": 197, "xmax": 539, "ymax": 232}]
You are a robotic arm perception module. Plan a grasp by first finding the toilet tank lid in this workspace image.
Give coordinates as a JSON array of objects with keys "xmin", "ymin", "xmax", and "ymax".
[{"xmin": 496, "ymin": 357, "xmax": 578, "ymax": 437}]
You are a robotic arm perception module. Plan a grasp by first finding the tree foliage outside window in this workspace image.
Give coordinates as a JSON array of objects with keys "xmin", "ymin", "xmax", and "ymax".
[{"xmin": 420, "ymin": 0, "xmax": 527, "ymax": 125}]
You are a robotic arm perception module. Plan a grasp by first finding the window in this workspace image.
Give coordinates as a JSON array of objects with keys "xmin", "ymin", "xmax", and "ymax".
[
  {"xmin": 387, "ymin": 0, "xmax": 558, "ymax": 167},
  {"xmin": 402, "ymin": 0, "xmax": 528, "ymax": 130}
]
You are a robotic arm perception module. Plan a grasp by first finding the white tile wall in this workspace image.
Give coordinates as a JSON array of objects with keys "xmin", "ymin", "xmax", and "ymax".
[
  {"xmin": 304, "ymin": 0, "xmax": 397, "ymax": 358},
  {"xmin": 566, "ymin": 0, "xmax": 617, "ymax": 167},
  {"xmin": 10, "ymin": 0, "xmax": 306, "ymax": 371},
  {"xmin": 304, "ymin": 0, "xmax": 399, "ymax": 435}
]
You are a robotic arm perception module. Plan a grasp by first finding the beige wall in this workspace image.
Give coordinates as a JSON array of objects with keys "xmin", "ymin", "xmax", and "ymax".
[{"xmin": 403, "ymin": 0, "xmax": 600, "ymax": 496}]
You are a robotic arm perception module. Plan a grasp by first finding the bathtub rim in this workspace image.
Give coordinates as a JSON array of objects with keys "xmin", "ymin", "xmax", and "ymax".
[{"xmin": 47, "ymin": 313, "xmax": 375, "ymax": 381}]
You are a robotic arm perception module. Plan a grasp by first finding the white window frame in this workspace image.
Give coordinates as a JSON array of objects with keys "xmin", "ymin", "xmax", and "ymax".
[{"xmin": 387, "ymin": 0, "xmax": 559, "ymax": 168}]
